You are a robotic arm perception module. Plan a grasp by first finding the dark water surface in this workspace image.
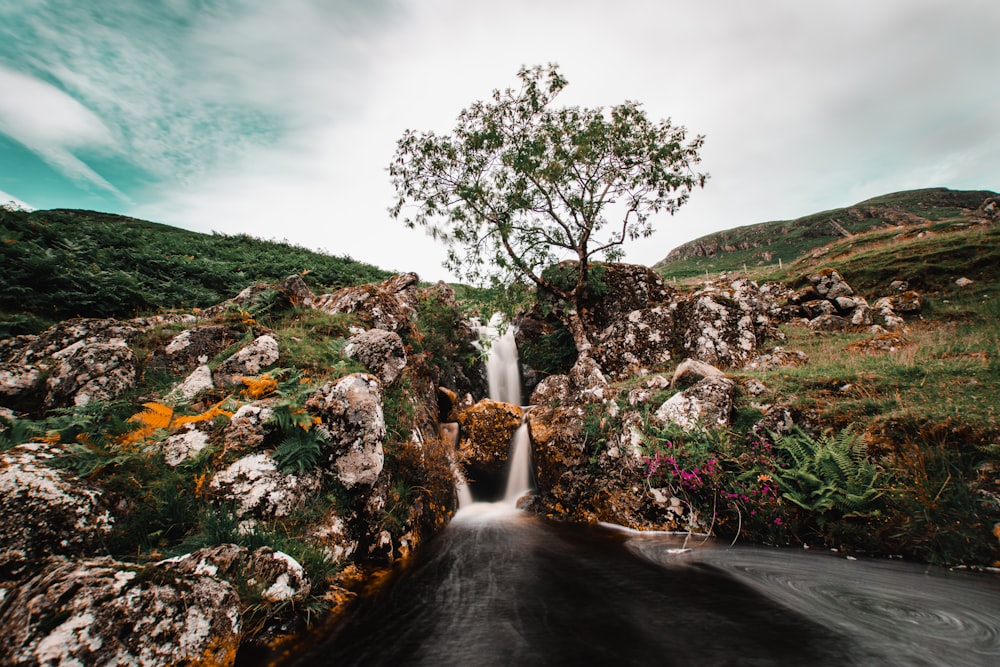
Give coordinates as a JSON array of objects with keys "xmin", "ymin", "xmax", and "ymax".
[{"xmin": 293, "ymin": 507, "xmax": 1000, "ymax": 666}]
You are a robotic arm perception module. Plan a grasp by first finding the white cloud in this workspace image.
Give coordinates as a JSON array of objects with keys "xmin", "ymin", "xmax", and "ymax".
[{"xmin": 0, "ymin": 65, "xmax": 122, "ymax": 194}]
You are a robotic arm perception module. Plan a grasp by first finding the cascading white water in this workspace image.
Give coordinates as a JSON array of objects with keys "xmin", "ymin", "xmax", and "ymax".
[
  {"xmin": 484, "ymin": 313, "xmax": 521, "ymax": 407},
  {"xmin": 457, "ymin": 314, "xmax": 533, "ymax": 512}
]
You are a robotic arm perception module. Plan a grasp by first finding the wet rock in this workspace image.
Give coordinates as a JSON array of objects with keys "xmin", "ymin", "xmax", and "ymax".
[
  {"xmin": 344, "ymin": 329, "xmax": 407, "ymax": 386},
  {"xmin": 210, "ymin": 453, "xmax": 324, "ymax": 518},
  {"xmin": 0, "ymin": 556, "xmax": 241, "ymax": 667},
  {"xmin": 0, "ymin": 443, "xmax": 114, "ymax": 570},
  {"xmin": 306, "ymin": 373, "xmax": 386, "ymax": 488},
  {"xmin": 670, "ymin": 359, "xmax": 724, "ymax": 388},
  {"xmin": 314, "ymin": 273, "xmax": 419, "ymax": 334},
  {"xmin": 147, "ymin": 324, "xmax": 245, "ymax": 376},
  {"xmin": 213, "ymin": 334, "xmax": 280, "ymax": 387},
  {"xmin": 456, "ymin": 399, "xmax": 524, "ymax": 477},
  {"xmin": 653, "ymin": 377, "xmax": 735, "ymax": 430}
]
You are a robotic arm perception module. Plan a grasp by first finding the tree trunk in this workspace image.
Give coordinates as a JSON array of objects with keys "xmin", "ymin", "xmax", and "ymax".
[{"xmin": 564, "ymin": 308, "xmax": 593, "ymax": 358}]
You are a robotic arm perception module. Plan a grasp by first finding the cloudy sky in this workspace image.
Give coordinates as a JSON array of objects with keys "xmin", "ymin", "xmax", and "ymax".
[{"xmin": 1, "ymin": 0, "xmax": 997, "ymax": 282}]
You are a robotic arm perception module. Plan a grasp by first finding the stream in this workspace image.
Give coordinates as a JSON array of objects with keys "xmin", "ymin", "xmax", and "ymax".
[{"xmin": 289, "ymin": 318, "xmax": 1000, "ymax": 666}]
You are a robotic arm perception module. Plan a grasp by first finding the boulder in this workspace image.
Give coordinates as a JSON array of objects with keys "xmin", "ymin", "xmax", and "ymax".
[
  {"xmin": 147, "ymin": 324, "xmax": 245, "ymax": 376},
  {"xmin": 847, "ymin": 333, "xmax": 911, "ymax": 356},
  {"xmin": 670, "ymin": 359, "xmax": 724, "ymax": 388},
  {"xmin": 528, "ymin": 374, "xmax": 573, "ymax": 407},
  {"xmin": 277, "ymin": 274, "xmax": 316, "ymax": 308},
  {"xmin": 808, "ymin": 269, "xmax": 855, "ymax": 299},
  {"xmin": 9, "ymin": 318, "xmax": 140, "ymax": 366},
  {"xmin": 164, "ymin": 543, "xmax": 310, "ymax": 605},
  {"xmin": 0, "ymin": 557, "xmax": 241, "ymax": 667},
  {"xmin": 161, "ymin": 425, "xmax": 211, "ymax": 467},
  {"xmin": 456, "ymin": 399, "xmax": 524, "ymax": 476},
  {"xmin": 801, "ymin": 299, "xmax": 837, "ymax": 318},
  {"xmin": 593, "ymin": 306, "xmax": 675, "ymax": 377},
  {"xmin": 168, "ymin": 364, "xmax": 215, "ymax": 401},
  {"xmin": 344, "ymin": 329, "xmax": 407, "ymax": 386},
  {"xmin": 305, "ymin": 374, "xmax": 386, "ymax": 488},
  {"xmin": 314, "ymin": 273, "xmax": 419, "ymax": 333},
  {"xmin": 213, "ymin": 334, "xmax": 280, "ymax": 387},
  {"xmin": 955, "ymin": 277, "xmax": 975, "ymax": 287},
  {"xmin": 626, "ymin": 375, "xmax": 670, "ymax": 406},
  {"xmin": 653, "ymin": 377, "xmax": 735, "ymax": 430},
  {"xmin": 210, "ymin": 453, "xmax": 324, "ymax": 518},
  {"xmin": 808, "ymin": 314, "xmax": 851, "ymax": 331},
  {"xmin": 0, "ymin": 443, "xmax": 114, "ymax": 570},
  {"xmin": 746, "ymin": 347, "xmax": 809, "ymax": 371},
  {"xmin": 676, "ymin": 284, "xmax": 768, "ymax": 369},
  {"xmin": 0, "ymin": 364, "xmax": 44, "ymax": 405},
  {"xmin": 44, "ymin": 338, "xmax": 138, "ymax": 408},
  {"xmin": 577, "ymin": 262, "xmax": 674, "ymax": 331},
  {"xmin": 198, "ymin": 282, "xmax": 281, "ymax": 320},
  {"xmin": 222, "ymin": 402, "xmax": 275, "ymax": 453}
]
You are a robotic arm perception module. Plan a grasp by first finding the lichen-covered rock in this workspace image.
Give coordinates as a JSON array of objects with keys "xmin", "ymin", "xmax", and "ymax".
[
  {"xmin": 801, "ymin": 299, "xmax": 837, "ymax": 318},
  {"xmin": 222, "ymin": 402, "xmax": 275, "ymax": 453},
  {"xmin": 314, "ymin": 272, "xmax": 419, "ymax": 333},
  {"xmin": 670, "ymin": 358, "xmax": 724, "ymax": 388},
  {"xmin": 569, "ymin": 355, "xmax": 609, "ymax": 402},
  {"xmin": 626, "ymin": 375, "xmax": 670, "ymax": 407},
  {"xmin": 528, "ymin": 374, "xmax": 573, "ymax": 407},
  {"xmin": 653, "ymin": 377, "xmax": 735, "ymax": 430},
  {"xmin": 344, "ymin": 329, "xmax": 406, "ymax": 386},
  {"xmin": 678, "ymin": 290, "xmax": 758, "ymax": 368},
  {"xmin": 875, "ymin": 291, "xmax": 922, "ymax": 315},
  {"xmin": 0, "ymin": 556, "xmax": 241, "ymax": 667},
  {"xmin": 168, "ymin": 364, "xmax": 215, "ymax": 401},
  {"xmin": 198, "ymin": 282, "xmax": 282, "ymax": 320},
  {"xmin": 746, "ymin": 347, "xmax": 809, "ymax": 371},
  {"xmin": 277, "ymin": 274, "xmax": 316, "ymax": 308},
  {"xmin": 306, "ymin": 373, "xmax": 386, "ymax": 488},
  {"xmin": 593, "ymin": 306, "xmax": 675, "ymax": 377},
  {"xmin": 10, "ymin": 318, "xmax": 141, "ymax": 366},
  {"xmin": 164, "ymin": 544, "xmax": 310, "ymax": 605},
  {"xmin": 456, "ymin": 399, "xmax": 524, "ymax": 477},
  {"xmin": 161, "ymin": 425, "xmax": 211, "ymax": 467},
  {"xmin": 147, "ymin": 324, "xmax": 245, "ymax": 376},
  {"xmin": 0, "ymin": 364, "xmax": 43, "ymax": 404},
  {"xmin": 847, "ymin": 333, "xmax": 912, "ymax": 356},
  {"xmin": 210, "ymin": 453, "xmax": 324, "ymax": 518},
  {"xmin": 0, "ymin": 444, "xmax": 114, "ymax": 569},
  {"xmin": 578, "ymin": 262, "xmax": 674, "ymax": 331},
  {"xmin": 808, "ymin": 269, "xmax": 855, "ymax": 299},
  {"xmin": 44, "ymin": 338, "xmax": 138, "ymax": 407},
  {"xmin": 212, "ymin": 334, "xmax": 280, "ymax": 387},
  {"xmin": 808, "ymin": 313, "xmax": 851, "ymax": 331}
]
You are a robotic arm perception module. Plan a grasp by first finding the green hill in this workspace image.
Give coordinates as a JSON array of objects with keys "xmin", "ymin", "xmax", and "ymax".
[
  {"xmin": 654, "ymin": 187, "xmax": 996, "ymax": 280},
  {"xmin": 0, "ymin": 207, "xmax": 392, "ymax": 335}
]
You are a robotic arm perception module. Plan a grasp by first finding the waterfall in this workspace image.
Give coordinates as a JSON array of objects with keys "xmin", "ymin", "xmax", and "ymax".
[
  {"xmin": 484, "ymin": 313, "xmax": 521, "ymax": 406},
  {"xmin": 501, "ymin": 423, "xmax": 532, "ymax": 505},
  {"xmin": 458, "ymin": 314, "xmax": 533, "ymax": 511}
]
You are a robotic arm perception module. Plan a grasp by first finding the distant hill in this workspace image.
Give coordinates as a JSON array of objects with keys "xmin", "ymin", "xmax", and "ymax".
[
  {"xmin": 0, "ymin": 207, "xmax": 392, "ymax": 335},
  {"xmin": 654, "ymin": 187, "xmax": 996, "ymax": 280}
]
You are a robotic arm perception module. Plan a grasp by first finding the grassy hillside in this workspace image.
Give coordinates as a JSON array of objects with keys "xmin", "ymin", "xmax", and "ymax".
[
  {"xmin": 655, "ymin": 187, "xmax": 995, "ymax": 281},
  {"xmin": 0, "ymin": 207, "xmax": 392, "ymax": 335}
]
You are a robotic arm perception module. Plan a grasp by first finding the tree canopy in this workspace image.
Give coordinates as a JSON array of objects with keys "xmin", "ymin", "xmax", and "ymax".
[{"xmin": 389, "ymin": 64, "xmax": 706, "ymax": 351}]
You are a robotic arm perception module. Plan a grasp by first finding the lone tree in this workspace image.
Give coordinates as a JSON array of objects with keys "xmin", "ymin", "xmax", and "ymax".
[{"xmin": 389, "ymin": 64, "xmax": 706, "ymax": 355}]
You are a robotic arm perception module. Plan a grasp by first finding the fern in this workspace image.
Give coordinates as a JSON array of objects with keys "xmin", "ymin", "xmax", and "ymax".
[
  {"xmin": 772, "ymin": 427, "xmax": 883, "ymax": 524},
  {"xmin": 273, "ymin": 428, "xmax": 328, "ymax": 474}
]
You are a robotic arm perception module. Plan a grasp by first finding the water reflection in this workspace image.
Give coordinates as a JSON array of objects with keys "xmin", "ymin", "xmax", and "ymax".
[{"xmin": 291, "ymin": 510, "xmax": 1000, "ymax": 666}]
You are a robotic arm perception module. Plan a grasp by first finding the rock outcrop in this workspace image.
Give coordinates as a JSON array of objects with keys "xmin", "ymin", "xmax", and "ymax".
[{"xmin": 0, "ymin": 556, "xmax": 242, "ymax": 667}]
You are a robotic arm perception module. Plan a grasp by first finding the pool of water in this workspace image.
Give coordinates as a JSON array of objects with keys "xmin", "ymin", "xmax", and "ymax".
[{"xmin": 291, "ymin": 508, "xmax": 1000, "ymax": 666}]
